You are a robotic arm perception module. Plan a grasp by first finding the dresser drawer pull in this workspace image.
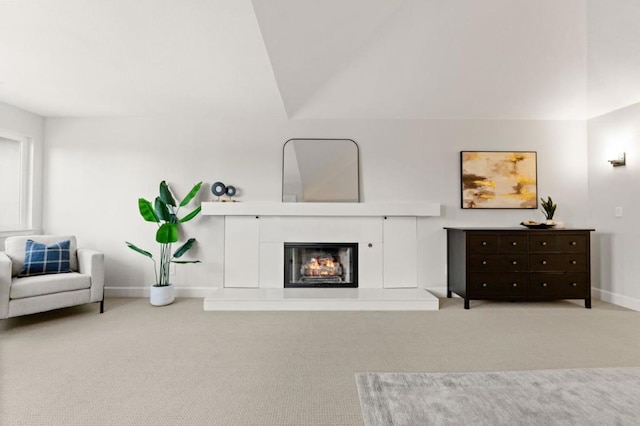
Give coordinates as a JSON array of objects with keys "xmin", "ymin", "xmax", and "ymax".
[
  {"xmin": 541, "ymin": 242, "xmax": 547, "ymax": 246},
  {"xmin": 482, "ymin": 283, "xmax": 488, "ymax": 287},
  {"xmin": 571, "ymin": 260, "xmax": 577, "ymax": 265},
  {"xmin": 512, "ymin": 283, "xmax": 518, "ymax": 287},
  {"xmin": 512, "ymin": 260, "xmax": 517, "ymax": 265},
  {"xmin": 481, "ymin": 241, "xmax": 487, "ymax": 246},
  {"xmin": 572, "ymin": 282, "xmax": 578, "ymax": 287},
  {"xmin": 542, "ymin": 283, "xmax": 548, "ymax": 287},
  {"xmin": 541, "ymin": 260, "xmax": 547, "ymax": 265},
  {"xmin": 511, "ymin": 242, "xmax": 517, "ymax": 246},
  {"xmin": 570, "ymin": 241, "xmax": 577, "ymax": 246},
  {"xmin": 481, "ymin": 260, "xmax": 487, "ymax": 265}
]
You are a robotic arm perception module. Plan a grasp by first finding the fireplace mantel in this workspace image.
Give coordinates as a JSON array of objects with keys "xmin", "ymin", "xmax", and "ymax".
[
  {"xmin": 201, "ymin": 201, "xmax": 440, "ymax": 310},
  {"xmin": 201, "ymin": 201, "xmax": 440, "ymax": 217}
]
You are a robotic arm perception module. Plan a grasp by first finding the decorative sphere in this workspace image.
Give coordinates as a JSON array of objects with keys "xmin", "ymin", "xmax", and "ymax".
[{"xmin": 211, "ymin": 182, "xmax": 226, "ymax": 196}]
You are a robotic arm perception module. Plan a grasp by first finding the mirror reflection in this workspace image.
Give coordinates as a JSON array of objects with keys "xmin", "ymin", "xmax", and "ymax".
[{"xmin": 282, "ymin": 139, "xmax": 360, "ymax": 203}]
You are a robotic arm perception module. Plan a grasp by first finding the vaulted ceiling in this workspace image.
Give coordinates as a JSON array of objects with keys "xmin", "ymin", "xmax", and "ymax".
[{"xmin": 0, "ymin": 1, "xmax": 636, "ymax": 120}]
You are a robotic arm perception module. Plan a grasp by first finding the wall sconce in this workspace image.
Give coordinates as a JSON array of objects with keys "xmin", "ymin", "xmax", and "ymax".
[{"xmin": 608, "ymin": 152, "xmax": 626, "ymax": 167}]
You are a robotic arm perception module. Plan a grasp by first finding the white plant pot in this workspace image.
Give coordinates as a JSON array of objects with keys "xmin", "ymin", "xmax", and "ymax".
[{"xmin": 150, "ymin": 284, "xmax": 175, "ymax": 306}]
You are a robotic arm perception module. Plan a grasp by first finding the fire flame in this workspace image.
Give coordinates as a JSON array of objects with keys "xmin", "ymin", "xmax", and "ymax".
[{"xmin": 304, "ymin": 257, "xmax": 339, "ymax": 276}]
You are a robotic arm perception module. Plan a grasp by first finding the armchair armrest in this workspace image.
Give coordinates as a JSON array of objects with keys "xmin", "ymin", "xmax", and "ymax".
[
  {"xmin": 77, "ymin": 249, "xmax": 105, "ymax": 303},
  {"xmin": 0, "ymin": 252, "xmax": 12, "ymax": 319}
]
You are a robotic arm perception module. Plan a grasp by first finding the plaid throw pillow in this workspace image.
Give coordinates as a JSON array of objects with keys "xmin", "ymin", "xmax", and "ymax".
[{"xmin": 18, "ymin": 239, "xmax": 72, "ymax": 277}]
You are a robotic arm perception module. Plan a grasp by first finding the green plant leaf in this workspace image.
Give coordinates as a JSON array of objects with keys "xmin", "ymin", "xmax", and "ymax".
[
  {"xmin": 159, "ymin": 180, "xmax": 176, "ymax": 207},
  {"xmin": 172, "ymin": 260, "xmax": 201, "ymax": 264},
  {"xmin": 138, "ymin": 198, "xmax": 159, "ymax": 222},
  {"xmin": 156, "ymin": 223, "xmax": 178, "ymax": 243},
  {"xmin": 179, "ymin": 206, "xmax": 201, "ymax": 223},
  {"xmin": 173, "ymin": 238, "xmax": 196, "ymax": 258},
  {"xmin": 154, "ymin": 197, "xmax": 171, "ymax": 222},
  {"xmin": 179, "ymin": 182, "xmax": 203, "ymax": 207},
  {"xmin": 126, "ymin": 242, "xmax": 153, "ymax": 259}
]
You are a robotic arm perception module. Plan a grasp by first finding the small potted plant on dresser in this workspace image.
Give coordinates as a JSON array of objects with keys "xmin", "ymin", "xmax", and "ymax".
[
  {"xmin": 540, "ymin": 196, "xmax": 557, "ymax": 225},
  {"xmin": 126, "ymin": 181, "xmax": 202, "ymax": 306}
]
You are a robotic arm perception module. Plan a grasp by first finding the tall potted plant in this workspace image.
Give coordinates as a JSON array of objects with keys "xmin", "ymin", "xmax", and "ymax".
[{"xmin": 126, "ymin": 180, "xmax": 202, "ymax": 306}]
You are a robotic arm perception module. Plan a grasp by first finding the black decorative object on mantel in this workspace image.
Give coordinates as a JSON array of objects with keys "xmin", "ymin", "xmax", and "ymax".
[
  {"xmin": 211, "ymin": 182, "xmax": 226, "ymax": 199},
  {"xmin": 211, "ymin": 181, "xmax": 238, "ymax": 202}
]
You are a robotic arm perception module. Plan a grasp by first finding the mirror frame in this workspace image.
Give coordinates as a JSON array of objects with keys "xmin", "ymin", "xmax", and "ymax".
[{"xmin": 282, "ymin": 138, "xmax": 360, "ymax": 203}]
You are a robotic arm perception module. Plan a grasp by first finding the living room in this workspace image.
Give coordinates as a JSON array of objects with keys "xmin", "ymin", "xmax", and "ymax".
[{"xmin": 1, "ymin": 1, "xmax": 640, "ymax": 424}]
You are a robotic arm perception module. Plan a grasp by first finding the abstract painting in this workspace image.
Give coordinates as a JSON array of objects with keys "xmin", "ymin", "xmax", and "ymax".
[{"xmin": 461, "ymin": 151, "xmax": 537, "ymax": 209}]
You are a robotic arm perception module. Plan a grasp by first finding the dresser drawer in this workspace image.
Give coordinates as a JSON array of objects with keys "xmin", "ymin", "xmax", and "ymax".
[
  {"xmin": 498, "ymin": 234, "xmax": 528, "ymax": 253},
  {"xmin": 529, "ymin": 273, "xmax": 588, "ymax": 298},
  {"xmin": 557, "ymin": 235, "xmax": 587, "ymax": 253},
  {"xmin": 529, "ymin": 254, "xmax": 587, "ymax": 272},
  {"xmin": 468, "ymin": 234, "xmax": 497, "ymax": 253},
  {"xmin": 529, "ymin": 235, "xmax": 557, "ymax": 252},
  {"xmin": 468, "ymin": 254, "xmax": 528, "ymax": 272},
  {"xmin": 468, "ymin": 273, "xmax": 528, "ymax": 298}
]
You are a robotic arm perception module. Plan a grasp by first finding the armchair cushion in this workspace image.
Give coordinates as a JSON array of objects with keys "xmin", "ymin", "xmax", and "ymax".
[
  {"xmin": 18, "ymin": 239, "xmax": 72, "ymax": 277},
  {"xmin": 10, "ymin": 273, "xmax": 91, "ymax": 299}
]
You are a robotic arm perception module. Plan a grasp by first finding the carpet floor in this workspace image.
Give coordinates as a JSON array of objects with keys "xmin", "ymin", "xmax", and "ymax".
[{"xmin": 1, "ymin": 297, "xmax": 639, "ymax": 425}]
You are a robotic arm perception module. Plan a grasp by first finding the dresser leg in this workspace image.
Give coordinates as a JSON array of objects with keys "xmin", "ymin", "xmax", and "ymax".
[
  {"xmin": 585, "ymin": 298, "xmax": 591, "ymax": 309},
  {"xmin": 464, "ymin": 299, "xmax": 470, "ymax": 310},
  {"xmin": 447, "ymin": 289, "xmax": 452, "ymax": 298}
]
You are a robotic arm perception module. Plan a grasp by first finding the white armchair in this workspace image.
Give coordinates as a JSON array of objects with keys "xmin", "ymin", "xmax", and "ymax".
[{"xmin": 0, "ymin": 235, "xmax": 105, "ymax": 319}]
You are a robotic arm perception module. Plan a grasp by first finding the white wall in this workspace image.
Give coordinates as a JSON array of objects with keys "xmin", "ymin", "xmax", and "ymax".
[
  {"xmin": 587, "ymin": 103, "xmax": 640, "ymax": 310},
  {"xmin": 43, "ymin": 117, "xmax": 588, "ymax": 296},
  {"xmin": 0, "ymin": 102, "xmax": 44, "ymax": 245},
  {"xmin": 585, "ymin": 0, "xmax": 640, "ymax": 310}
]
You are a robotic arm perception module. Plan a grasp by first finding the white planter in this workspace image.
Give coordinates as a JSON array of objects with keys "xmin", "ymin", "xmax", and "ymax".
[{"xmin": 150, "ymin": 284, "xmax": 175, "ymax": 306}]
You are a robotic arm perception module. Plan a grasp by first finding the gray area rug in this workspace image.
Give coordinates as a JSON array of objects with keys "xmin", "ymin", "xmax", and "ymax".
[{"xmin": 356, "ymin": 367, "xmax": 640, "ymax": 425}]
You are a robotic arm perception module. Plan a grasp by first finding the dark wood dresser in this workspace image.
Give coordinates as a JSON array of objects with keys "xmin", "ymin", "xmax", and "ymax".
[{"xmin": 445, "ymin": 227, "xmax": 595, "ymax": 309}]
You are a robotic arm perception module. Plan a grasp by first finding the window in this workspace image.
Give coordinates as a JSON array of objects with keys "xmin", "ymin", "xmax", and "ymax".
[{"xmin": 0, "ymin": 130, "xmax": 32, "ymax": 232}]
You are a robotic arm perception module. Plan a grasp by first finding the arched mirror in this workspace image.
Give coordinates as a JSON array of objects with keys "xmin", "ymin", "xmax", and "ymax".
[{"xmin": 282, "ymin": 138, "xmax": 360, "ymax": 203}]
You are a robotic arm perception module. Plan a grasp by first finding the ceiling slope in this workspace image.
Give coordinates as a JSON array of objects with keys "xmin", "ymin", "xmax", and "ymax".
[
  {"xmin": 0, "ymin": 0, "xmax": 286, "ymax": 118},
  {"xmin": 588, "ymin": 0, "xmax": 640, "ymax": 118},
  {"xmin": 251, "ymin": 0, "xmax": 405, "ymax": 118},
  {"xmin": 290, "ymin": 0, "xmax": 588, "ymax": 120},
  {"xmin": 0, "ymin": 0, "xmax": 596, "ymax": 120}
]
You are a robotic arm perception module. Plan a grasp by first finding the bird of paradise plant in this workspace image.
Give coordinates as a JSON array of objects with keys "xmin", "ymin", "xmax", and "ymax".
[{"xmin": 126, "ymin": 181, "xmax": 202, "ymax": 286}]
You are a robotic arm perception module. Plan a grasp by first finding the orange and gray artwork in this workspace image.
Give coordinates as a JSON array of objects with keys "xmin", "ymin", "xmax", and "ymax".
[{"xmin": 461, "ymin": 151, "xmax": 537, "ymax": 209}]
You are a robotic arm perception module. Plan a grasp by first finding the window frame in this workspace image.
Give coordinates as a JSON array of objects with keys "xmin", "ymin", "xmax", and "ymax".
[{"xmin": 0, "ymin": 128, "xmax": 33, "ymax": 233}]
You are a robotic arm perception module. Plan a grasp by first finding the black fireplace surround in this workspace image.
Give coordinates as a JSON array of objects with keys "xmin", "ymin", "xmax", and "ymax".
[{"xmin": 284, "ymin": 242, "xmax": 358, "ymax": 288}]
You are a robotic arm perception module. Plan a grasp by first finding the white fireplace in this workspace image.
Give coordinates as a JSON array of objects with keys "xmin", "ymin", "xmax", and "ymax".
[{"xmin": 201, "ymin": 201, "xmax": 440, "ymax": 310}]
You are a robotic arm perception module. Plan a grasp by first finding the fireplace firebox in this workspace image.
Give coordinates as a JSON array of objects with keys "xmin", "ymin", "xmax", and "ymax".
[{"xmin": 284, "ymin": 243, "xmax": 358, "ymax": 288}]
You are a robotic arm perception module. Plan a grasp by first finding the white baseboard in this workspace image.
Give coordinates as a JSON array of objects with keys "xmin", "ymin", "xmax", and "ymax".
[
  {"xmin": 105, "ymin": 286, "xmax": 213, "ymax": 298},
  {"xmin": 592, "ymin": 288, "xmax": 640, "ymax": 312}
]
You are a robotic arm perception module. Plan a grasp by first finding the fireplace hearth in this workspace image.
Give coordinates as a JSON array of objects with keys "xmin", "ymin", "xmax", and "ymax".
[{"xmin": 284, "ymin": 243, "xmax": 358, "ymax": 288}]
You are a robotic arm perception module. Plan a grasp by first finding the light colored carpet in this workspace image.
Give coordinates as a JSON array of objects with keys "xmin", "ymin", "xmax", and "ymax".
[
  {"xmin": 1, "ymin": 297, "xmax": 640, "ymax": 425},
  {"xmin": 356, "ymin": 368, "xmax": 640, "ymax": 425}
]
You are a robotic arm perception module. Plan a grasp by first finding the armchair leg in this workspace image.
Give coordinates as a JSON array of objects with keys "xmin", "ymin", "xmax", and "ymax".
[{"xmin": 99, "ymin": 299, "xmax": 104, "ymax": 314}]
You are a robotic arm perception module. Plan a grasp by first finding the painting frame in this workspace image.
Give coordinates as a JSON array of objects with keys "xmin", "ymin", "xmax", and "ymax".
[{"xmin": 461, "ymin": 151, "xmax": 538, "ymax": 209}]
